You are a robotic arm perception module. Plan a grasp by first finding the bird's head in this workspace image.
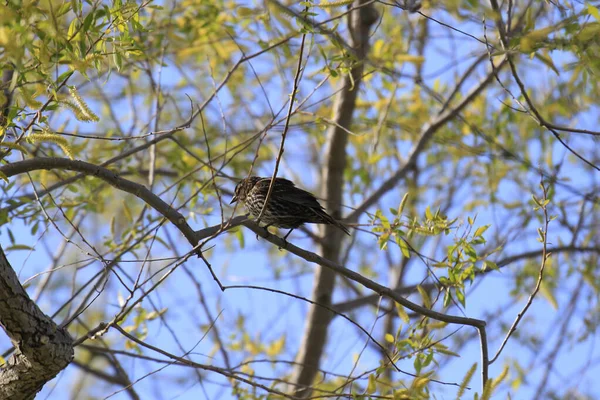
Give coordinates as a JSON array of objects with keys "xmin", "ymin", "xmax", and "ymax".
[{"xmin": 230, "ymin": 176, "xmax": 260, "ymax": 204}]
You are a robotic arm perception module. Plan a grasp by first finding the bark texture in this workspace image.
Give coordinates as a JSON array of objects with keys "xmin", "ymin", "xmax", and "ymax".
[
  {"xmin": 290, "ymin": 2, "xmax": 379, "ymax": 397},
  {"xmin": 0, "ymin": 246, "xmax": 74, "ymax": 400}
]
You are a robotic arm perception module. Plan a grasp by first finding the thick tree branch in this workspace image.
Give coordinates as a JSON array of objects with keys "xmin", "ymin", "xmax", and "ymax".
[
  {"xmin": 0, "ymin": 158, "xmax": 198, "ymax": 247},
  {"xmin": 0, "ymin": 156, "xmax": 489, "ymax": 395},
  {"xmin": 0, "ymin": 246, "xmax": 73, "ymax": 399}
]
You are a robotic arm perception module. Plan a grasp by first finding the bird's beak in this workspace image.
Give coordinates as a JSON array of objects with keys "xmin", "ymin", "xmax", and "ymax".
[{"xmin": 230, "ymin": 195, "xmax": 238, "ymax": 204}]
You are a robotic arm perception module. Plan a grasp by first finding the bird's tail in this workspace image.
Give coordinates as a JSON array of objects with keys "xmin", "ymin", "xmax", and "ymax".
[
  {"xmin": 315, "ymin": 209, "xmax": 351, "ymax": 235},
  {"xmin": 333, "ymin": 219, "xmax": 351, "ymax": 236}
]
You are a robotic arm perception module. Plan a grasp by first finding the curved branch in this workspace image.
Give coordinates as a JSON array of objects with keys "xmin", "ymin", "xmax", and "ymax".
[
  {"xmin": 333, "ymin": 245, "xmax": 600, "ymax": 314},
  {"xmin": 0, "ymin": 157, "xmax": 493, "ymax": 393},
  {"xmin": 239, "ymin": 220, "xmax": 487, "ymax": 327},
  {"xmin": 0, "ymin": 158, "xmax": 198, "ymax": 247}
]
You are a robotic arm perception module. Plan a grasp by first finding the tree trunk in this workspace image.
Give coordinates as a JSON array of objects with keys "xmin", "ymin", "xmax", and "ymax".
[{"xmin": 290, "ymin": 2, "xmax": 379, "ymax": 397}]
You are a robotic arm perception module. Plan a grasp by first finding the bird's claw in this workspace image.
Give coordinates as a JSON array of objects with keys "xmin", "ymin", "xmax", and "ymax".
[
  {"xmin": 256, "ymin": 226, "xmax": 271, "ymax": 241},
  {"xmin": 278, "ymin": 240, "xmax": 288, "ymax": 251}
]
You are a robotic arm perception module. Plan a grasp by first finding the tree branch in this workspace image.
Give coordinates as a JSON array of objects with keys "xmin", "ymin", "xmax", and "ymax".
[
  {"xmin": 0, "ymin": 246, "xmax": 73, "ymax": 399},
  {"xmin": 290, "ymin": 1, "xmax": 379, "ymax": 397},
  {"xmin": 239, "ymin": 220, "xmax": 486, "ymax": 327},
  {"xmin": 346, "ymin": 55, "xmax": 508, "ymax": 224},
  {"xmin": 0, "ymin": 158, "xmax": 198, "ymax": 247}
]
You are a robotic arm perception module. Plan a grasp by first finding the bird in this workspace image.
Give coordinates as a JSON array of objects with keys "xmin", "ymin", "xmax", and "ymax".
[{"xmin": 230, "ymin": 176, "xmax": 350, "ymax": 240}]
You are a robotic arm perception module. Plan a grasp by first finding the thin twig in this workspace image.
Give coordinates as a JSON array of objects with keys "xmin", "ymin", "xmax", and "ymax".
[
  {"xmin": 256, "ymin": 27, "xmax": 308, "ymax": 223},
  {"xmin": 489, "ymin": 178, "xmax": 552, "ymax": 364}
]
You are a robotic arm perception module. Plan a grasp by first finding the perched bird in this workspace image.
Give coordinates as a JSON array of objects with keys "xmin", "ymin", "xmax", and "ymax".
[{"xmin": 230, "ymin": 176, "xmax": 350, "ymax": 240}]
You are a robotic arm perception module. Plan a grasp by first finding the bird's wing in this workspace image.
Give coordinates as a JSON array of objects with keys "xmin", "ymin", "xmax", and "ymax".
[
  {"xmin": 256, "ymin": 177, "xmax": 295, "ymax": 187},
  {"xmin": 279, "ymin": 187, "xmax": 324, "ymax": 208},
  {"xmin": 255, "ymin": 178, "xmax": 321, "ymax": 207}
]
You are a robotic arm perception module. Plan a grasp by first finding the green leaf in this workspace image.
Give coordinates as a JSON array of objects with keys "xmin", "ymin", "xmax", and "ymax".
[
  {"xmin": 417, "ymin": 285, "xmax": 431, "ymax": 308},
  {"xmin": 395, "ymin": 303, "xmax": 410, "ymax": 323},
  {"xmin": 425, "ymin": 206, "xmax": 433, "ymax": 220},
  {"xmin": 237, "ymin": 6, "xmax": 253, "ymax": 17},
  {"xmin": 398, "ymin": 193, "xmax": 409, "ymax": 215},
  {"xmin": 83, "ymin": 11, "xmax": 95, "ymax": 32},
  {"xmin": 71, "ymin": 0, "xmax": 81, "ymax": 14},
  {"xmin": 114, "ymin": 51, "xmax": 123, "ymax": 72},
  {"xmin": 434, "ymin": 344, "xmax": 460, "ymax": 357},
  {"xmin": 379, "ymin": 214, "xmax": 390, "ymax": 229},
  {"xmin": 484, "ymin": 260, "xmax": 499, "ymax": 271},
  {"xmin": 456, "ymin": 289, "xmax": 466, "ymax": 307},
  {"xmin": 397, "ymin": 236, "xmax": 411, "ymax": 258},
  {"xmin": 236, "ymin": 228, "xmax": 245, "ymax": 248},
  {"xmin": 5, "ymin": 244, "xmax": 34, "ymax": 251},
  {"xmin": 535, "ymin": 53, "xmax": 559, "ymax": 75},
  {"xmin": 366, "ymin": 374, "xmax": 376, "ymax": 394},
  {"xmin": 588, "ymin": 4, "xmax": 600, "ymax": 22},
  {"xmin": 456, "ymin": 363, "xmax": 477, "ymax": 399},
  {"xmin": 474, "ymin": 225, "xmax": 490, "ymax": 237},
  {"xmin": 465, "ymin": 245, "xmax": 477, "ymax": 261},
  {"xmin": 67, "ymin": 19, "xmax": 78, "ymax": 40},
  {"xmin": 414, "ymin": 354, "xmax": 423, "ymax": 373},
  {"xmin": 443, "ymin": 290, "xmax": 452, "ymax": 308},
  {"xmin": 539, "ymin": 282, "xmax": 558, "ymax": 310}
]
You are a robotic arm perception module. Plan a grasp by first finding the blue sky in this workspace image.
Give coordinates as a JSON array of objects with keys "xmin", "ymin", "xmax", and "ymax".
[{"xmin": 1, "ymin": 1, "xmax": 599, "ymax": 399}]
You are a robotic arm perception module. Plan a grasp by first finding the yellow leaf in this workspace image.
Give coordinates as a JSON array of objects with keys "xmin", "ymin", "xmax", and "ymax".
[
  {"xmin": 397, "ymin": 237, "xmax": 411, "ymax": 258},
  {"xmin": 417, "ymin": 285, "xmax": 431, "ymax": 308},
  {"xmin": 237, "ymin": 6, "xmax": 253, "ymax": 17},
  {"xmin": 67, "ymin": 19, "xmax": 78, "ymax": 40},
  {"xmin": 588, "ymin": 4, "xmax": 600, "ymax": 22},
  {"xmin": 393, "ymin": 388, "xmax": 410, "ymax": 399},
  {"xmin": 411, "ymin": 376, "xmax": 429, "ymax": 389},
  {"xmin": 372, "ymin": 39, "xmax": 385, "ymax": 58},
  {"xmin": 474, "ymin": 225, "xmax": 490, "ymax": 237},
  {"xmin": 385, "ymin": 333, "xmax": 395, "ymax": 343},
  {"xmin": 246, "ymin": 341, "xmax": 261, "ymax": 355},
  {"xmin": 539, "ymin": 282, "xmax": 558, "ymax": 310},
  {"xmin": 395, "ymin": 303, "xmax": 410, "ymax": 323},
  {"xmin": 396, "ymin": 54, "xmax": 425, "ymax": 64},
  {"xmin": 367, "ymin": 374, "xmax": 377, "ymax": 394},
  {"xmin": 577, "ymin": 23, "xmax": 600, "ymax": 42},
  {"xmin": 398, "ymin": 193, "xmax": 409, "ymax": 215},
  {"xmin": 457, "ymin": 363, "xmax": 477, "ymax": 399},
  {"xmin": 491, "ymin": 364, "xmax": 510, "ymax": 391},
  {"xmin": 523, "ymin": 26, "xmax": 555, "ymax": 41},
  {"xmin": 535, "ymin": 52, "xmax": 559, "ymax": 75},
  {"xmin": 520, "ymin": 37, "xmax": 535, "ymax": 53},
  {"xmin": 240, "ymin": 364, "xmax": 254, "ymax": 376},
  {"xmin": 425, "ymin": 206, "xmax": 433, "ymax": 220},
  {"xmin": 266, "ymin": 336, "xmax": 285, "ymax": 356}
]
